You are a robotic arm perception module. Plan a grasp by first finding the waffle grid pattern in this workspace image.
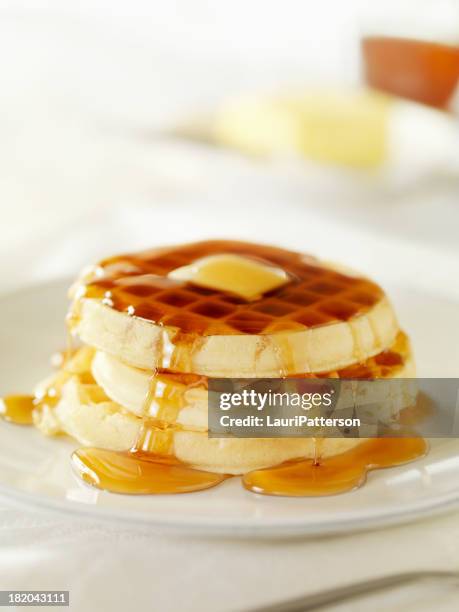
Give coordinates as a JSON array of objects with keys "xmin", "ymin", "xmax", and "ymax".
[{"xmin": 86, "ymin": 241, "xmax": 384, "ymax": 336}]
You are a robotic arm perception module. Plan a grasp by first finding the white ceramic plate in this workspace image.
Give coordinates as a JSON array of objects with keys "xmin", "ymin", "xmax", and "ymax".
[{"xmin": 0, "ymin": 279, "xmax": 459, "ymax": 538}]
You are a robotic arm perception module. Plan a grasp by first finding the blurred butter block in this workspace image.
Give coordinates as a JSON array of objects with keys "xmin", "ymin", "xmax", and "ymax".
[{"xmin": 214, "ymin": 88, "xmax": 459, "ymax": 175}]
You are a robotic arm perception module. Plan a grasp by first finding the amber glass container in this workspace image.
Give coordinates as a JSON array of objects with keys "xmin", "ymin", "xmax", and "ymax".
[{"xmin": 362, "ymin": 36, "xmax": 459, "ymax": 109}]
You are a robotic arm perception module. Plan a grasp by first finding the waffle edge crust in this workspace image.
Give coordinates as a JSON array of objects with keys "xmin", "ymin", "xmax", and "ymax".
[
  {"xmin": 71, "ymin": 241, "xmax": 400, "ymax": 377},
  {"xmin": 34, "ymin": 350, "xmax": 415, "ymax": 474}
]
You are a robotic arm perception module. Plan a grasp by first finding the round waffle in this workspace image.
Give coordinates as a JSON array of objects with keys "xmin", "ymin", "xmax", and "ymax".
[
  {"xmin": 90, "ymin": 331, "xmax": 415, "ymax": 423},
  {"xmin": 33, "ymin": 335, "xmax": 416, "ymax": 475},
  {"xmin": 69, "ymin": 241, "xmax": 400, "ymax": 377},
  {"xmin": 33, "ymin": 372, "xmax": 362, "ymax": 474}
]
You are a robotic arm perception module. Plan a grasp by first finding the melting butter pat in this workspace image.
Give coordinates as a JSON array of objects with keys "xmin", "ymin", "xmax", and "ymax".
[{"xmin": 168, "ymin": 254, "xmax": 290, "ymax": 300}]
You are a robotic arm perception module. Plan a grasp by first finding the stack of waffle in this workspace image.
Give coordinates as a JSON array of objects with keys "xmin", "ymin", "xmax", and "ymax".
[{"xmin": 33, "ymin": 240, "xmax": 414, "ymax": 474}]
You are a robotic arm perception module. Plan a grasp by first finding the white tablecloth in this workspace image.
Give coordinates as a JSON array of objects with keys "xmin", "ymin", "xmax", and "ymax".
[{"xmin": 1, "ymin": 506, "xmax": 459, "ymax": 612}]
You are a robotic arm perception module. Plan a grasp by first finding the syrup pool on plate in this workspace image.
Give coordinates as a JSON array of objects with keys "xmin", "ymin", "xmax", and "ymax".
[
  {"xmin": 72, "ymin": 447, "xmax": 228, "ymax": 495},
  {"xmin": 242, "ymin": 437, "xmax": 428, "ymax": 497},
  {"xmin": 0, "ymin": 395, "xmax": 35, "ymax": 425},
  {"xmin": 1, "ymin": 391, "xmax": 429, "ymax": 497}
]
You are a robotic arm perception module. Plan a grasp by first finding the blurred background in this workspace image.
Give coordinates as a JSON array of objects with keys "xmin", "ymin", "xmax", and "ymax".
[{"xmin": 1, "ymin": 0, "xmax": 458, "ymax": 299}]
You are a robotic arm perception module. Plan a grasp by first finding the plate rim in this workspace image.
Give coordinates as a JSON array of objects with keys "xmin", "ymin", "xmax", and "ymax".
[{"xmin": 2, "ymin": 474, "xmax": 459, "ymax": 538}]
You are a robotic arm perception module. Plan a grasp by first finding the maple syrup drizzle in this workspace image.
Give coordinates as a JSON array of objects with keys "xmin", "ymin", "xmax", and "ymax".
[
  {"xmin": 0, "ymin": 384, "xmax": 65, "ymax": 426},
  {"xmin": 0, "ymin": 395, "xmax": 35, "ymax": 425},
  {"xmin": 2, "ymin": 387, "xmax": 429, "ymax": 497},
  {"xmin": 70, "ymin": 376, "xmax": 429, "ymax": 498},
  {"xmin": 71, "ymin": 447, "xmax": 227, "ymax": 495},
  {"xmin": 0, "ymin": 346, "xmax": 96, "ymax": 427},
  {"xmin": 272, "ymin": 334, "xmax": 297, "ymax": 378},
  {"xmin": 70, "ymin": 368, "xmax": 223, "ymax": 495},
  {"xmin": 134, "ymin": 418, "xmax": 175, "ymax": 456},
  {"xmin": 136, "ymin": 363, "xmax": 203, "ymax": 437},
  {"xmin": 69, "ymin": 240, "xmax": 384, "ymax": 375},
  {"xmin": 1, "ymin": 341, "xmax": 430, "ymax": 497},
  {"xmin": 313, "ymin": 437, "xmax": 324, "ymax": 467},
  {"xmin": 72, "ymin": 413, "xmax": 228, "ymax": 495},
  {"xmin": 399, "ymin": 392, "xmax": 434, "ymax": 427},
  {"xmin": 242, "ymin": 437, "xmax": 428, "ymax": 497}
]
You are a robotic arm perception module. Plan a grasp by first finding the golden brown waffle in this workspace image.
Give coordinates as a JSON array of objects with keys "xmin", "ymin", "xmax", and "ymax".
[
  {"xmin": 70, "ymin": 241, "xmax": 400, "ymax": 376},
  {"xmin": 316, "ymin": 331, "xmax": 411, "ymax": 379},
  {"xmin": 33, "ymin": 330, "xmax": 415, "ymax": 475},
  {"xmin": 80, "ymin": 240, "xmax": 384, "ymax": 335},
  {"xmin": 89, "ymin": 332, "xmax": 415, "ymax": 423},
  {"xmin": 33, "ymin": 370, "xmax": 363, "ymax": 474},
  {"xmin": 34, "ymin": 347, "xmax": 415, "ymax": 475},
  {"xmin": 153, "ymin": 331, "xmax": 412, "ymax": 386}
]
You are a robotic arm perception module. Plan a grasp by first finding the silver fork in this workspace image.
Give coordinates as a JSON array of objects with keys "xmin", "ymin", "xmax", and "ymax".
[{"xmin": 247, "ymin": 570, "xmax": 459, "ymax": 612}]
